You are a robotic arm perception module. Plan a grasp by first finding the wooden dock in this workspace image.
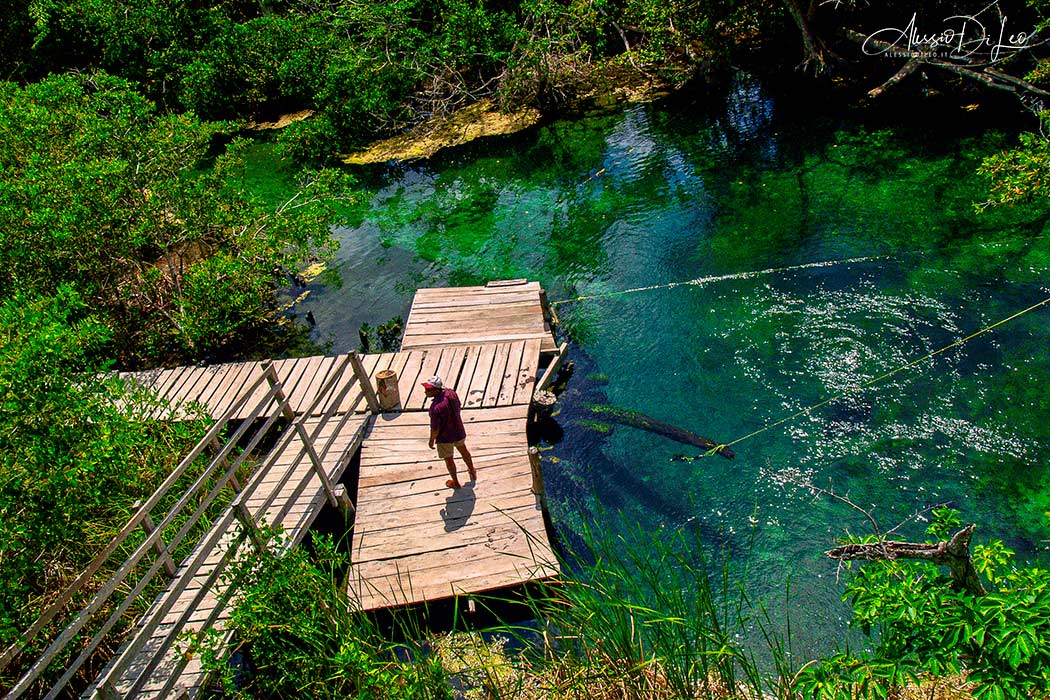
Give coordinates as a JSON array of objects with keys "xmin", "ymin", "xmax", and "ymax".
[
  {"xmin": 122, "ymin": 339, "xmax": 545, "ymax": 421},
  {"xmin": 350, "ymin": 402, "xmax": 556, "ymax": 610},
  {"xmin": 4, "ymin": 281, "xmax": 562, "ymax": 700},
  {"xmin": 402, "ymin": 279, "xmax": 558, "ymax": 353}
]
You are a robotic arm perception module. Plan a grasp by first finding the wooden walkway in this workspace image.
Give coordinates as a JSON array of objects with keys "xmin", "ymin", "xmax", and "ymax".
[
  {"xmin": 402, "ymin": 279, "xmax": 558, "ymax": 354},
  {"xmin": 350, "ymin": 401, "xmax": 556, "ymax": 610},
  {"xmin": 93, "ymin": 412, "xmax": 368, "ymax": 699},
  {"xmin": 5, "ymin": 281, "xmax": 561, "ymax": 700},
  {"xmin": 122, "ymin": 339, "xmax": 543, "ymax": 420}
]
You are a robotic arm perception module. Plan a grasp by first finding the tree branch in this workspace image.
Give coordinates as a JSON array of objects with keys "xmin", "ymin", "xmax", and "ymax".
[{"xmin": 827, "ymin": 524, "xmax": 987, "ymax": 596}]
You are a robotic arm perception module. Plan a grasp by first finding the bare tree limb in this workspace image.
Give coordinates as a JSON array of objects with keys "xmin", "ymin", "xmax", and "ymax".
[{"xmin": 828, "ymin": 524, "xmax": 987, "ymax": 596}]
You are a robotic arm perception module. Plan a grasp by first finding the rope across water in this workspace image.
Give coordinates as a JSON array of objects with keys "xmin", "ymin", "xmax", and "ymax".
[{"xmin": 547, "ymin": 250, "xmax": 1050, "ymax": 459}]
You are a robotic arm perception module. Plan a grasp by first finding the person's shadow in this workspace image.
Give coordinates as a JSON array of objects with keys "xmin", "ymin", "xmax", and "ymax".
[{"xmin": 440, "ymin": 483, "xmax": 476, "ymax": 532}]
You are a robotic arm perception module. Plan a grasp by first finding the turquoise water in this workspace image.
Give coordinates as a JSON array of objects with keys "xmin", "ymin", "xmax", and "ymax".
[{"xmin": 298, "ymin": 73, "xmax": 1050, "ymax": 653}]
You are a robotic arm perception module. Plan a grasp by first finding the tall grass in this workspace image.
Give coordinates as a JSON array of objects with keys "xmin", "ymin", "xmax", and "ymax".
[
  {"xmin": 504, "ymin": 517, "xmax": 797, "ymax": 699},
  {"xmin": 200, "ymin": 517, "xmax": 798, "ymax": 699}
]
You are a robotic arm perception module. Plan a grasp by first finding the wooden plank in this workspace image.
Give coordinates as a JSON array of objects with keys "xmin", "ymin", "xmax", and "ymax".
[
  {"xmin": 162, "ymin": 367, "xmax": 212, "ymax": 418},
  {"xmin": 405, "ymin": 303, "xmax": 543, "ymax": 323},
  {"xmin": 353, "ymin": 509, "xmax": 547, "ymax": 557},
  {"xmin": 464, "ymin": 345, "xmax": 495, "ymax": 408},
  {"xmin": 496, "ymin": 341, "xmax": 525, "ymax": 406},
  {"xmin": 485, "ymin": 278, "xmax": 530, "ymax": 288},
  {"xmin": 157, "ymin": 365, "xmax": 204, "ymax": 402},
  {"xmin": 353, "ymin": 517, "xmax": 548, "ymax": 564},
  {"xmin": 370, "ymin": 405, "xmax": 527, "ymax": 426},
  {"xmin": 513, "ymin": 338, "xmax": 542, "ymax": 404},
  {"xmin": 405, "ymin": 313, "xmax": 544, "ymax": 331},
  {"xmin": 359, "ymin": 451, "xmax": 527, "ymax": 477},
  {"xmin": 482, "ymin": 344, "xmax": 511, "ymax": 408},
  {"xmin": 232, "ymin": 364, "xmax": 272, "ymax": 420},
  {"xmin": 352, "ymin": 492, "xmax": 541, "ymax": 533},
  {"xmin": 316, "ymin": 354, "xmax": 351, "ymax": 414},
  {"xmin": 394, "ymin": 350, "xmax": 427, "ymax": 406},
  {"xmin": 298, "ymin": 356, "xmax": 340, "ymax": 415},
  {"xmin": 276, "ymin": 358, "xmax": 312, "ymax": 407},
  {"xmin": 407, "ymin": 293, "xmax": 541, "ymax": 310},
  {"xmin": 412, "ymin": 282, "xmax": 537, "ymax": 300},
  {"xmin": 357, "ymin": 455, "xmax": 531, "ymax": 495},
  {"xmin": 353, "ymin": 542, "xmax": 555, "ymax": 584},
  {"xmin": 152, "ymin": 367, "xmax": 191, "ymax": 402},
  {"xmin": 287, "ymin": 356, "xmax": 325, "ymax": 413},
  {"xmin": 404, "ymin": 331, "xmax": 554, "ymax": 346},
  {"xmin": 210, "ymin": 362, "xmax": 260, "ymax": 417},
  {"xmin": 186, "ymin": 366, "xmax": 234, "ymax": 413},
  {"xmin": 404, "ymin": 322, "xmax": 546, "ymax": 341},
  {"xmin": 352, "ymin": 562, "xmax": 558, "ymax": 611},
  {"xmin": 404, "ymin": 348, "xmax": 442, "ymax": 410},
  {"xmin": 353, "ymin": 557, "xmax": 556, "ymax": 601},
  {"xmin": 432, "ymin": 345, "xmax": 466, "ymax": 392},
  {"xmin": 454, "ymin": 345, "xmax": 481, "ymax": 396},
  {"xmin": 361, "ymin": 423, "xmax": 524, "ymax": 441},
  {"xmin": 199, "ymin": 362, "xmax": 253, "ymax": 418}
]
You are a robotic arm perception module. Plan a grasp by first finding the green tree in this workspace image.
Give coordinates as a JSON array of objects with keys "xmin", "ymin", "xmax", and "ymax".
[
  {"xmin": 796, "ymin": 509, "xmax": 1050, "ymax": 699},
  {"xmin": 0, "ymin": 71, "xmax": 346, "ymax": 366}
]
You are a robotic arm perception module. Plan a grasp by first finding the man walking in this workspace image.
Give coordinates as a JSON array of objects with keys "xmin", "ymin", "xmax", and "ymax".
[{"xmin": 423, "ymin": 375, "xmax": 476, "ymax": 489}]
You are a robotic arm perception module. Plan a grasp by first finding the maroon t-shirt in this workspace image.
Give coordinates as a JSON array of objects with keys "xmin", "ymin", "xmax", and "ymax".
[{"xmin": 429, "ymin": 388, "xmax": 466, "ymax": 443}]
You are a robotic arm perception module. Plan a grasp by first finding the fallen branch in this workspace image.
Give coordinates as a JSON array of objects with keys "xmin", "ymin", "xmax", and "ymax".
[
  {"xmin": 827, "ymin": 524, "xmax": 987, "ymax": 596},
  {"xmin": 843, "ymin": 29, "xmax": 1050, "ymax": 110}
]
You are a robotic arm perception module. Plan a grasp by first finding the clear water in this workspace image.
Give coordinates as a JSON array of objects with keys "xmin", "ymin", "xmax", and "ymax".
[{"xmin": 291, "ymin": 73, "xmax": 1050, "ymax": 655}]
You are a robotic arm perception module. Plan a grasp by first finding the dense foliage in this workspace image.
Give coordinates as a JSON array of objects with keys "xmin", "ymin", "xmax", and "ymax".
[
  {"xmin": 0, "ymin": 71, "xmax": 346, "ymax": 367},
  {"xmin": 3, "ymin": 0, "xmax": 774, "ymax": 160},
  {"xmin": 197, "ymin": 532, "xmax": 450, "ymax": 699},
  {"xmin": 797, "ymin": 509, "xmax": 1050, "ymax": 699},
  {"xmin": 4, "ymin": 0, "xmax": 1050, "ymax": 697},
  {"xmin": 0, "ymin": 290, "xmax": 209, "ymax": 646}
]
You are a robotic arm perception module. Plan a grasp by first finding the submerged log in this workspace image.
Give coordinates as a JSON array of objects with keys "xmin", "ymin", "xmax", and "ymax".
[
  {"xmin": 585, "ymin": 404, "xmax": 735, "ymax": 460},
  {"xmin": 827, "ymin": 524, "xmax": 986, "ymax": 596}
]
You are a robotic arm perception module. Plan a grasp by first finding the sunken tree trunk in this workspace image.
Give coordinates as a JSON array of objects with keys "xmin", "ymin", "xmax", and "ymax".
[{"xmin": 585, "ymin": 404, "xmax": 735, "ymax": 460}]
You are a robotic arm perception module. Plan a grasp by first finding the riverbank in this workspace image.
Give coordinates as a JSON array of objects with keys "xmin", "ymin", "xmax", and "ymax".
[{"xmin": 342, "ymin": 63, "xmax": 676, "ymax": 165}]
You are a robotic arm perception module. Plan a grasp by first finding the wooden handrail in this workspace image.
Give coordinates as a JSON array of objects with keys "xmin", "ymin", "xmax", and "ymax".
[
  {"xmin": 0, "ymin": 368, "xmax": 275, "ymax": 674},
  {"xmin": 4, "ymin": 370, "xmax": 280, "ymax": 698},
  {"xmin": 99, "ymin": 354, "xmax": 372, "ymax": 696}
]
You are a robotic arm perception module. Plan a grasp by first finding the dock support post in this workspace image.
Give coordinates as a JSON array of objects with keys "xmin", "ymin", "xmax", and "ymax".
[
  {"xmin": 134, "ymin": 500, "xmax": 177, "ymax": 578},
  {"xmin": 535, "ymin": 342, "xmax": 569, "ymax": 393},
  {"xmin": 528, "ymin": 447, "xmax": 544, "ymax": 496},
  {"xmin": 262, "ymin": 360, "xmax": 340, "ymax": 509},
  {"xmin": 334, "ymin": 485, "xmax": 355, "ymax": 519},
  {"xmin": 348, "ymin": 352, "xmax": 382, "ymax": 413}
]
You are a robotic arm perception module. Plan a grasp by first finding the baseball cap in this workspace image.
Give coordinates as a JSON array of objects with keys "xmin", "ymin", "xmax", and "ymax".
[{"xmin": 421, "ymin": 375, "xmax": 443, "ymax": 389}]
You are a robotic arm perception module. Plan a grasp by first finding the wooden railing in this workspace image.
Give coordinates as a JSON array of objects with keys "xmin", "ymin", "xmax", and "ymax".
[{"xmin": 2, "ymin": 352, "xmax": 379, "ymax": 700}]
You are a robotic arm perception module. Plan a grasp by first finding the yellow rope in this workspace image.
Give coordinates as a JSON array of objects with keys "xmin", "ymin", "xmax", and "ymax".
[
  {"xmin": 718, "ymin": 295, "xmax": 1050, "ymax": 452},
  {"xmin": 551, "ymin": 255, "xmax": 890, "ymax": 306},
  {"xmin": 550, "ymin": 233, "xmax": 1050, "ymax": 307}
]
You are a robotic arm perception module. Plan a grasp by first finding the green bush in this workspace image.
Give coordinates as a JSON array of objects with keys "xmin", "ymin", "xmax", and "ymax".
[
  {"xmin": 0, "ymin": 288, "xmax": 208, "ymax": 646},
  {"xmin": 196, "ymin": 532, "xmax": 451, "ymax": 699},
  {"xmin": 795, "ymin": 508, "xmax": 1050, "ymax": 699}
]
